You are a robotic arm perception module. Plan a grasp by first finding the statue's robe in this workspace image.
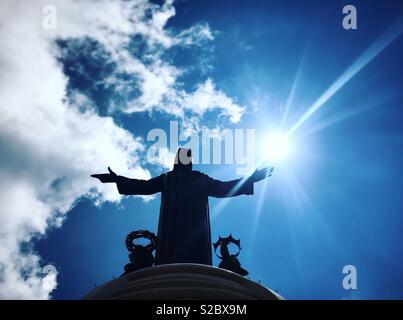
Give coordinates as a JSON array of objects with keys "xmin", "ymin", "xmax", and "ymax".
[{"xmin": 116, "ymin": 169, "xmax": 253, "ymax": 265}]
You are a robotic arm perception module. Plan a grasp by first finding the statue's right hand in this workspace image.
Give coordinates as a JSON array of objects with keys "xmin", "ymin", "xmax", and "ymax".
[{"xmin": 91, "ymin": 167, "xmax": 118, "ymax": 183}]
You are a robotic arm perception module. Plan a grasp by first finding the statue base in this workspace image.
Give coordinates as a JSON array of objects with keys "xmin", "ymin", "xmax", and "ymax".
[{"xmin": 83, "ymin": 263, "xmax": 283, "ymax": 300}]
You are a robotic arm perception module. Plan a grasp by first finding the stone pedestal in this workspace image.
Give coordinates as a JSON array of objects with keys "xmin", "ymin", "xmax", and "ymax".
[{"xmin": 83, "ymin": 263, "xmax": 282, "ymax": 300}]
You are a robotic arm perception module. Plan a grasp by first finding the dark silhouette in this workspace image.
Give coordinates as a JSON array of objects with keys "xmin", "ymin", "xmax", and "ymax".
[
  {"xmin": 213, "ymin": 234, "xmax": 248, "ymax": 276},
  {"xmin": 124, "ymin": 230, "xmax": 157, "ymax": 273},
  {"xmin": 91, "ymin": 148, "xmax": 273, "ymax": 266}
]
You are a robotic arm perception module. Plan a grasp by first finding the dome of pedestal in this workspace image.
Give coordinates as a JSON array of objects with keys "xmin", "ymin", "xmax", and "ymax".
[{"xmin": 83, "ymin": 263, "xmax": 283, "ymax": 300}]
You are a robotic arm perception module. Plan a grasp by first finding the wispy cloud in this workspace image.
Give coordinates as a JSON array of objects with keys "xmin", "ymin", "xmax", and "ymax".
[{"xmin": 0, "ymin": 0, "xmax": 246, "ymax": 299}]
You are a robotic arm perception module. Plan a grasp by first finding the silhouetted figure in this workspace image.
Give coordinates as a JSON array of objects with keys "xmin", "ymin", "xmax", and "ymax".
[
  {"xmin": 92, "ymin": 148, "xmax": 273, "ymax": 266},
  {"xmin": 124, "ymin": 230, "xmax": 157, "ymax": 274},
  {"xmin": 214, "ymin": 234, "xmax": 249, "ymax": 276}
]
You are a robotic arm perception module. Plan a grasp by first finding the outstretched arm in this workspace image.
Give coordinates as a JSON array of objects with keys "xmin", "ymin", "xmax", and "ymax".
[
  {"xmin": 91, "ymin": 167, "xmax": 163, "ymax": 195},
  {"xmin": 208, "ymin": 167, "xmax": 274, "ymax": 198},
  {"xmin": 248, "ymin": 167, "xmax": 274, "ymax": 183}
]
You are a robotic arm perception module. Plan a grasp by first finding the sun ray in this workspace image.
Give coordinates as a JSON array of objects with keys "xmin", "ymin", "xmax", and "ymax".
[
  {"xmin": 296, "ymin": 97, "xmax": 387, "ymax": 138},
  {"xmin": 287, "ymin": 19, "xmax": 403, "ymax": 136},
  {"xmin": 244, "ymin": 174, "xmax": 272, "ymax": 263},
  {"xmin": 281, "ymin": 50, "xmax": 307, "ymax": 129}
]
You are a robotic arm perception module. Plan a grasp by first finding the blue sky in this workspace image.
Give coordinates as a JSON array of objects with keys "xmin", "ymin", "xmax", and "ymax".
[{"xmin": 1, "ymin": 0, "xmax": 403, "ymax": 299}]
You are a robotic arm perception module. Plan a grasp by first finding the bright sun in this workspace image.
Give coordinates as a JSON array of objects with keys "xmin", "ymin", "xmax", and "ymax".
[{"xmin": 261, "ymin": 131, "xmax": 291, "ymax": 161}]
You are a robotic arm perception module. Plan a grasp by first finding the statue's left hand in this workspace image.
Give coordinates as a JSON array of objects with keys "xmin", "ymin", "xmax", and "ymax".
[
  {"xmin": 248, "ymin": 167, "xmax": 274, "ymax": 183},
  {"xmin": 91, "ymin": 167, "xmax": 118, "ymax": 183}
]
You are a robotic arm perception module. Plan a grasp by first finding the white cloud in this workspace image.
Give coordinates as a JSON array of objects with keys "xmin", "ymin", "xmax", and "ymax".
[
  {"xmin": 182, "ymin": 79, "xmax": 245, "ymax": 123},
  {"xmin": 0, "ymin": 0, "xmax": 150, "ymax": 299},
  {"xmin": 46, "ymin": 0, "xmax": 243, "ymax": 126},
  {"xmin": 177, "ymin": 23, "xmax": 216, "ymax": 46},
  {"xmin": 0, "ymin": 0, "xmax": 246, "ymax": 299},
  {"xmin": 147, "ymin": 146, "xmax": 176, "ymax": 170}
]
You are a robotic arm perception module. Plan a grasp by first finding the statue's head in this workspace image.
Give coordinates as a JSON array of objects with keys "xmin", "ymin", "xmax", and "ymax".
[{"xmin": 173, "ymin": 148, "xmax": 192, "ymax": 171}]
